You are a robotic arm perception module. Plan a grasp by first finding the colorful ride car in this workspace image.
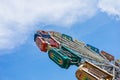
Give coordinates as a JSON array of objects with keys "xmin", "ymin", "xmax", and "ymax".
[
  {"xmin": 100, "ymin": 50, "xmax": 114, "ymax": 62},
  {"xmin": 85, "ymin": 44, "xmax": 100, "ymax": 54},
  {"xmin": 48, "ymin": 48, "xmax": 71, "ymax": 69},
  {"xmin": 34, "ymin": 30, "xmax": 60, "ymax": 52},
  {"xmin": 35, "ymin": 37, "xmax": 48, "ymax": 52},
  {"xmin": 48, "ymin": 46, "xmax": 81, "ymax": 69},
  {"xmin": 76, "ymin": 61, "xmax": 113, "ymax": 80},
  {"xmin": 62, "ymin": 34, "xmax": 73, "ymax": 41},
  {"xmin": 60, "ymin": 46, "xmax": 81, "ymax": 66}
]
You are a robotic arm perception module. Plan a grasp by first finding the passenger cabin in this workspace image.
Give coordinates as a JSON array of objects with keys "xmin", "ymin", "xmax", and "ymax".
[
  {"xmin": 48, "ymin": 46, "xmax": 81, "ymax": 69},
  {"xmin": 62, "ymin": 34, "xmax": 73, "ymax": 41},
  {"xmin": 35, "ymin": 37, "xmax": 48, "ymax": 52},
  {"xmin": 100, "ymin": 50, "xmax": 114, "ymax": 62},
  {"xmin": 34, "ymin": 30, "xmax": 60, "ymax": 52},
  {"xmin": 76, "ymin": 61, "xmax": 113, "ymax": 80},
  {"xmin": 85, "ymin": 44, "xmax": 100, "ymax": 54}
]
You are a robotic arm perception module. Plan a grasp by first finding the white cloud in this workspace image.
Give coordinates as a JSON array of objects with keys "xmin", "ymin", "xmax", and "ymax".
[
  {"xmin": 0, "ymin": 0, "xmax": 120, "ymax": 52},
  {"xmin": 0, "ymin": 0, "xmax": 98, "ymax": 51},
  {"xmin": 0, "ymin": 22, "xmax": 28, "ymax": 50},
  {"xmin": 98, "ymin": 0, "xmax": 120, "ymax": 19}
]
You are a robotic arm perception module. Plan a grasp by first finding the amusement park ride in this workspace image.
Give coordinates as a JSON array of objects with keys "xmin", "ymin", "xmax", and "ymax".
[{"xmin": 34, "ymin": 30, "xmax": 120, "ymax": 80}]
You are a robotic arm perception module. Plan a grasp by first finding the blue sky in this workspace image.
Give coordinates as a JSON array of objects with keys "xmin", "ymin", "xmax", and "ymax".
[{"xmin": 0, "ymin": 0, "xmax": 120, "ymax": 80}]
